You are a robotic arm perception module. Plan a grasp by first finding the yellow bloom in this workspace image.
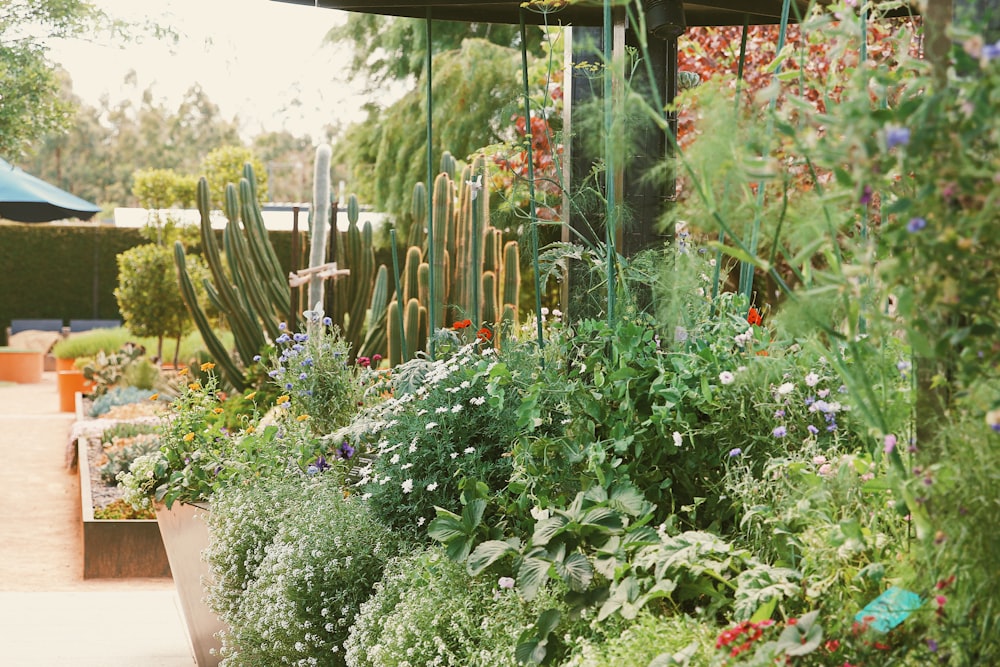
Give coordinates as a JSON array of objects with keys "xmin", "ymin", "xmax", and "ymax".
[
  {"xmin": 245, "ymin": 391, "xmax": 257, "ymax": 400},
  {"xmin": 296, "ymin": 414, "xmax": 310, "ymax": 422},
  {"xmin": 188, "ymin": 382, "xmax": 201, "ymax": 391},
  {"xmin": 183, "ymin": 432, "xmax": 195, "ymax": 442},
  {"xmin": 200, "ymin": 361, "xmax": 216, "ymax": 371},
  {"xmin": 213, "ymin": 407, "xmax": 224, "ymax": 414},
  {"xmin": 245, "ymin": 425, "xmax": 255, "ymax": 433},
  {"xmin": 276, "ymin": 395, "xmax": 290, "ymax": 405},
  {"xmin": 178, "ymin": 367, "xmax": 189, "ymax": 376},
  {"xmin": 149, "ymin": 393, "xmax": 159, "ymax": 401}
]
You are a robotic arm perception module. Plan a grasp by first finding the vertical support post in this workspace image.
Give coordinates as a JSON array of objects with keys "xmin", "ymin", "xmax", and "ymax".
[{"xmin": 425, "ymin": 9, "xmax": 436, "ymax": 359}]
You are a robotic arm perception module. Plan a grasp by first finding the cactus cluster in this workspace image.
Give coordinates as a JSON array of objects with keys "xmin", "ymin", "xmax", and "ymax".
[
  {"xmin": 386, "ymin": 153, "xmax": 521, "ymax": 366},
  {"xmin": 175, "ymin": 165, "xmax": 288, "ymax": 390}
]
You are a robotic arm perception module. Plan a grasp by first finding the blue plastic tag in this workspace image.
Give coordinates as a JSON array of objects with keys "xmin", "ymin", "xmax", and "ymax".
[{"xmin": 855, "ymin": 586, "xmax": 923, "ymax": 633}]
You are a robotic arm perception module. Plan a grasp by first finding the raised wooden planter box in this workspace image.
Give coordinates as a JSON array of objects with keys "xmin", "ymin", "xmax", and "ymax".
[
  {"xmin": 78, "ymin": 437, "xmax": 172, "ymax": 579},
  {"xmin": 0, "ymin": 347, "xmax": 44, "ymax": 383}
]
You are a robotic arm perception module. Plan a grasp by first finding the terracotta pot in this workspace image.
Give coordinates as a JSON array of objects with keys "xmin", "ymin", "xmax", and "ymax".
[
  {"xmin": 0, "ymin": 348, "xmax": 44, "ymax": 383},
  {"xmin": 156, "ymin": 502, "xmax": 225, "ymax": 667},
  {"xmin": 57, "ymin": 369, "xmax": 94, "ymax": 412},
  {"xmin": 55, "ymin": 357, "xmax": 77, "ymax": 372}
]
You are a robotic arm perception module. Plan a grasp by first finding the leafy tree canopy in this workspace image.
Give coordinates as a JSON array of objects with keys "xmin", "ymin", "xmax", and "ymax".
[{"xmin": 325, "ymin": 14, "xmax": 542, "ymax": 89}]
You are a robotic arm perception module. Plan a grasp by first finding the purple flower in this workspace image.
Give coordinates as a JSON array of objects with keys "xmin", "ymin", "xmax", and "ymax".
[
  {"xmin": 293, "ymin": 333, "xmax": 308, "ymax": 343},
  {"xmin": 885, "ymin": 126, "xmax": 911, "ymax": 149},
  {"xmin": 774, "ymin": 409, "xmax": 785, "ymax": 418},
  {"xmin": 322, "ymin": 316, "xmax": 333, "ymax": 326},
  {"xmin": 314, "ymin": 455, "xmax": 330, "ymax": 471},
  {"xmin": 338, "ymin": 442, "xmax": 356, "ymax": 460},
  {"xmin": 276, "ymin": 333, "xmax": 291, "ymax": 344},
  {"xmin": 984, "ymin": 39, "xmax": 1000, "ymax": 60},
  {"xmin": 498, "ymin": 576, "xmax": 515, "ymax": 589},
  {"xmin": 807, "ymin": 425, "xmax": 819, "ymax": 435},
  {"xmin": 907, "ymin": 217, "xmax": 927, "ymax": 233},
  {"xmin": 728, "ymin": 448, "xmax": 743, "ymax": 457},
  {"xmin": 927, "ymin": 639, "xmax": 938, "ymax": 653},
  {"xmin": 860, "ymin": 185, "xmax": 873, "ymax": 205},
  {"xmin": 884, "ymin": 434, "xmax": 897, "ymax": 454},
  {"xmin": 773, "ymin": 426, "xmax": 787, "ymax": 438},
  {"xmin": 253, "ymin": 354, "xmax": 262, "ymax": 362},
  {"xmin": 278, "ymin": 322, "xmax": 287, "ymax": 331}
]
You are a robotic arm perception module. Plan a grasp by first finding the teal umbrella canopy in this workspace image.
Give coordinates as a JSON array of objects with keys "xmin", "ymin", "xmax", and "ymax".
[{"xmin": 0, "ymin": 158, "xmax": 101, "ymax": 223}]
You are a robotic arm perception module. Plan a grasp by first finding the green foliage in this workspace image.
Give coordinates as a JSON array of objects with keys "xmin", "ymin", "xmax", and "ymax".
[
  {"xmin": 93, "ymin": 498, "xmax": 156, "ymax": 520},
  {"xmin": 81, "ymin": 342, "xmax": 148, "ymax": 396},
  {"xmin": 116, "ymin": 371, "xmax": 321, "ymax": 509},
  {"xmin": 205, "ymin": 475, "xmax": 405, "ymax": 667},
  {"xmin": 265, "ymin": 312, "xmax": 363, "ymax": 437},
  {"xmin": 562, "ymin": 612, "xmax": 715, "ymax": 667},
  {"xmin": 337, "ymin": 341, "xmax": 519, "ymax": 536},
  {"xmin": 344, "ymin": 547, "xmax": 569, "ymax": 667},
  {"xmin": 336, "ymin": 38, "xmax": 529, "ymax": 217},
  {"xmin": 200, "ymin": 145, "xmax": 268, "ymax": 208},
  {"xmin": 99, "ymin": 434, "xmax": 160, "ymax": 486},
  {"xmin": 115, "ymin": 243, "xmax": 205, "ymax": 362},
  {"xmin": 52, "ymin": 328, "xmax": 133, "ymax": 360}
]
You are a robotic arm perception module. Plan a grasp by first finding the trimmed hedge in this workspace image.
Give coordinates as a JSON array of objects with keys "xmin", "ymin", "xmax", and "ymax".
[{"xmin": 0, "ymin": 223, "xmax": 304, "ymax": 345}]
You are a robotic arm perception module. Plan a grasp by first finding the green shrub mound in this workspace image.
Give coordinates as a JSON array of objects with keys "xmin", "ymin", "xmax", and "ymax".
[{"xmin": 206, "ymin": 475, "xmax": 404, "ymax": 667}]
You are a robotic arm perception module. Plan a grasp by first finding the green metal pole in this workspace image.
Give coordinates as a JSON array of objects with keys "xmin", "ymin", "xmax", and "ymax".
[
  {"xmin": 519, "ymin": 10, "xmax": 545, "ymax": 349},
  {"xmin": 425, "ymin": 9, "xmax": 436, "ymax": 359},
  {"xmin": 603, "ymin": 0, "xmax": 616, "ymax": 325}
]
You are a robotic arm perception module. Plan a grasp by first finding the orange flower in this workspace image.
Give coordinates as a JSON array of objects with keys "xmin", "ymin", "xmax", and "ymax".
[
  {"xmin": 756, "ymin": 349, "xmax": 769, "ymax": 357},
  {"xmin": 182, "ymin": 432, "xmax": 195, "ymax": 442},
  {"xmin": 747, "ymin": 307, "xmax": 763, "ymax": 326},
  {"xmin": 188, "ymin": 382, "xmax": 201, "ymax": 391},
  {"xmin": 178, "ymin": 367, "xmax": 189, "ymax": 376},
  {"xmin": 276, "ymin": 395, "xmax": 290, "ymax": 405},
  {"xmin": 296, "ymin": 414, "xmax": 310, "ymax": 421},
  {"xmin": 200, "ymin": 361, "xmax": 216, "ymax": 371},
  {"xmin": 476, "ymin": 327, "xmax": 493, "ymax": 342},
  {"xmin": 213, "ymin": 407, "xmax": 224, "ymax": 414},
  {"xmin": 245, "ymin": 391, "xmax": 257, "ymax": 400},
  {"xmin": 149, "ymin": 393, "xmax": 159, "ymax": 401},
  {"xmin": 453, "ymin": 318, "xmax": 472, "ymax": 329}
]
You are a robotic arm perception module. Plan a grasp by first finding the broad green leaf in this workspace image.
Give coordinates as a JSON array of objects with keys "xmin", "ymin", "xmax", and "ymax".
[
  {"xmin": 467, "ymin": 540, "xmax": 518, "ymax": 575},
  {"xmin": 427, "ymin": 514, "xmax": 466, "ymax": 543},
  {"xmin": 555, "ymin": 552, "xmax": 594, "ymax": 592},
  {"xmin": 533, "ymin": 516, "xmax": 568, "ymax": 546},
  {"xmin": 462, "ymin": 498, "xmax": 487, "ymax": 531},
  {"xmin": 518, "ymin": 556, "xmax": 551, "ymax": 601}
]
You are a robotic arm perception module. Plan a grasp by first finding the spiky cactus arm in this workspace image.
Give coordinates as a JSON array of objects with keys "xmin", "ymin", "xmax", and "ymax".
[{"xmin": 308, "ymin": 145, "xmax": 332, "ymax": 311}]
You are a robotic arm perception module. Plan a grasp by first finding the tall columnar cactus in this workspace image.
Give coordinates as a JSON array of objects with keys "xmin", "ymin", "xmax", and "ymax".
[
  {"xmin": 383, "ymin": 154, "xmax": 522, "ymax": 364},
  {"xmin": 174, "ymin": 167, "xmax": 289, "ymax": 389},
  {"xmin": 308, "ymin": 144, "xmax": 332, "ymax": 310}
]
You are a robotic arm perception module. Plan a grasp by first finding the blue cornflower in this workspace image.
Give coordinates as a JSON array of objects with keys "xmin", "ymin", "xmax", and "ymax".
[
  {"xmin": 293, "ymin": 333, "xmax": 308, "ymax": 343},
  {"xmin": 773, "ymin": 426, "xmax": 787, "ymax": 438},
  {"xmin": 728, "ymin": 448, "xmax": 743, "ymax": 457},
  {"xmin": 253, "ymin": 354, "xmax": 262, "ymax": 362},
  {"xmin": 807, "ymin": 424, "xmax": 820, "ymax": 435},
  {"xmin": 885, "ymin": 126, "xmax": 911, "ymax": 149},
  {"xmin": 301, "ymin": 358, "xmax": 313, "ymax": 367},
  {"xmin": 298, "ymin": 372, "xmax": 308, "ymax": 380},
  {"xmin": 285, "ymin": 382, "xmax": 293, "ymax": 390},
  {"xmin": 278, "ymin": 322, "xmax": 287, "ymax": 331},
  {"xmin": 307, "ymin": 465, "xmax": 319, "ymax": 475},
  {"xmin": 984, "ymin": 39, "xmax": 1000, "ymax": 61},
  {"xmin": 907, "ymin": 217, "xmax": 927, "ymax": 233},
  {"xmin": 292, "ymin": 344, "xmax": 304, "ymax": 352},
  {"xmin": 276, "ymin": 333, "xmax": 291, "ymax": 344},
  {"xmin": 774, "ymin": 409, "xmax": 785, "ymax": 418},
  {"xmin": 268, "ymin": 370, "xmax": 280, "ymax": 378},
  {"xmin": 827, "ymin": 422, "xmax": 838, "ymax": 432},
  {"xmin": 322, "ymin": 316, "xmax": 333, "ymax": 327}
]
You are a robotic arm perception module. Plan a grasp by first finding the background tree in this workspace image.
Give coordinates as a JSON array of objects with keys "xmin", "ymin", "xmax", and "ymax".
[
  {"xmin": 115, "ymin": 243, "xmax": 207, "ymax": 366},
  {"xmin": 0, "ymin": 0, "xmax": 101, "ymax": 157},
  {"xmin": 200, "ymin": 145, "xmax": 269, "ymax": 208},
  {"xmin": 251, "ymin": 131, "xmax": 316, "ymax": 204}
]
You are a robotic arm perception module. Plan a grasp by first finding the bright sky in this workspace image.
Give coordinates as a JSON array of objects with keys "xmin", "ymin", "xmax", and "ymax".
[{"xmin": 45, "ymin": 0, "xmax": 391, "ymax": 141}]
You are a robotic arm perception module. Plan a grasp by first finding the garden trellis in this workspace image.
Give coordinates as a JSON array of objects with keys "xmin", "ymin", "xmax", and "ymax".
[{"xmin": 273, "ymin": 0, "xmax": 918, "ymax": 333}]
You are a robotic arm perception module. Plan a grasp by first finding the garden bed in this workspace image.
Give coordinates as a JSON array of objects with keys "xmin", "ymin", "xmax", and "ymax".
[{"xmin": 75, "ymin": 397, "xmax": 171, "ymax": 579}]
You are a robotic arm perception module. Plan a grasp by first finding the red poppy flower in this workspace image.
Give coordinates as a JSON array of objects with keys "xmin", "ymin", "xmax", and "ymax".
[
  {"xmin": 453, "ymin": 319, "xmax": 472, "ymax": 329},
  {"xmin": 476, "ymin": 327, "xmax": 493, "ymax": 342},
  {"xmin": 747, "ymin": 307, "xmax": 763, "ymax": 326}
]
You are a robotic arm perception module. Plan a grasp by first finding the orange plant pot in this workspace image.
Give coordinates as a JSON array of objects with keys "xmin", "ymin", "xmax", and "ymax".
[
  {"xmin": 0, "ymin": 348, "xmax": 44, "ymax": 383},
  {"xmin": 55, "ymin": 357, "xmax": 77, "ymax": 372},
  {"xmin": 57, "ymin": 370, "xmax": 94, "ymax": 413}
]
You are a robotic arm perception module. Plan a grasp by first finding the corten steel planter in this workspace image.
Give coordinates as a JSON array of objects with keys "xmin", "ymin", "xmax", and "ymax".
[
  {"xmin": 156, "ymin": 502, "xmax": 226, "ymax": 667},
  {"xmin": 77, "ymin": 437, "xmax": 171, "ymax": 579}
]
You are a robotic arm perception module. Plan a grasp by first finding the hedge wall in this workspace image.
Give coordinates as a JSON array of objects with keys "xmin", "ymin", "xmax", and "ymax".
[{"xmin": 0, "ymin": 223, "xmax": 305, "ymax": 345}]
